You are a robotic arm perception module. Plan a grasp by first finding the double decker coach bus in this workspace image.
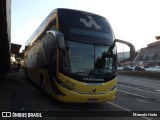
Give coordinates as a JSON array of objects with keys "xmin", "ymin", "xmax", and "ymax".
[{"xmin": 24, "ymin": 8, "xmax": 117, "ymax": 103}]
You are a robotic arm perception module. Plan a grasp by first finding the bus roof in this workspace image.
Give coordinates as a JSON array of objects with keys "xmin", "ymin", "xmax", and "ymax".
[
  {"xmin": 57, "ymin": 8, "xmax": 105, "ymax": 18},
  {"xmin": 25, "ymin": 8, "xmax": 107, "ymax": 47}
]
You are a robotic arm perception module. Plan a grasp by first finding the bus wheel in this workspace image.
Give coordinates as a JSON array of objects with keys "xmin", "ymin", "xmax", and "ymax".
[{"xmin": 40, "ymin": 74, "xmax": 45, "ymax": 91}]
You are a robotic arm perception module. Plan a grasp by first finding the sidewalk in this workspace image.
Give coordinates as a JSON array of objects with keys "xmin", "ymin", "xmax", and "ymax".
[{"xmin": 0, "ymin": 73, "xmax": 14, "ymax": 111}]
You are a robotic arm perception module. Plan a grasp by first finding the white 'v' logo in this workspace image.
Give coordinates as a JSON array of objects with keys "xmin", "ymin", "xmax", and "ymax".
[{"xmin": 80, "ymin": 16, "xmax": 101, "ymax": 30}]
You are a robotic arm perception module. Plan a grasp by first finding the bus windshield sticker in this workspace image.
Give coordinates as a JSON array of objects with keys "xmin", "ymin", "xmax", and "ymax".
[{"xmin": 80, "ymin": 16, "xmax": 101, "ymax": 30}]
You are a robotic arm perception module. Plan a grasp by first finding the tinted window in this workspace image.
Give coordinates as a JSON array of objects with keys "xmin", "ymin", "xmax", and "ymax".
[{"xmin": 59, "ymin": 10, "xmax": 114, "ymax": 41}]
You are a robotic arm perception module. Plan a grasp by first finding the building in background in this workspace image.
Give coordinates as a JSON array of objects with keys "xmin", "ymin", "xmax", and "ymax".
[
  {"xmin": 134, "ymin": 36, "xmax": 160, "ymax": 67},
  {"xmin": 0, "ymin": 0, "xmax": 11, "ymax": 74}
]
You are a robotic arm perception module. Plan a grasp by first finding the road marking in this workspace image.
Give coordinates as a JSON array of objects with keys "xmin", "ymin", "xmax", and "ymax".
[
  {"xmin": 117, "ymin": 89, "xmax": 151, "ymax": 99},
  {"xmin": 118, "ymin": 81, "xmax": 156, "ymax": 92},
  {"xmin": 155, "ymin": 90, "xmax": 160, "ymax": 93},
  {"xmin": 118, "ymin": 84, "xmax": 160, "ymax": 96},
  {"xmin": 108, "ymin": 101, "xmax": 130, "ymax": 111},
  {"xmin": 108, "ymin": 102, "xmax": 153, "ymax": 120}
]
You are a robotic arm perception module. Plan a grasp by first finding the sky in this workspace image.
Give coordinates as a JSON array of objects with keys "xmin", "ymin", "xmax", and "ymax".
[{"xmin": 12, "ymin": 0, "xmax": 160, "ymax": 52}]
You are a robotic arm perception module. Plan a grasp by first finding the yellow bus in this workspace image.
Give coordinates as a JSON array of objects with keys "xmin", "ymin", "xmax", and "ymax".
[{"xmin": 24, "ymin": 8, "xmax": 117, "ymax": 103}]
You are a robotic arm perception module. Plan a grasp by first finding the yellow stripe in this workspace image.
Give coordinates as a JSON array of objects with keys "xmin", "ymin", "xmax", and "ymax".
[{"xmin": 57, "ymin": 71, "xmax": 117, "ymax": 93}]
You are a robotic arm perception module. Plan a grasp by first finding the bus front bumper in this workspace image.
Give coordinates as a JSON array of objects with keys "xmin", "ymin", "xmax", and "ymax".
[{"xmin": 50, "ymin": 81, "xmax": 116, "ymax": 103}]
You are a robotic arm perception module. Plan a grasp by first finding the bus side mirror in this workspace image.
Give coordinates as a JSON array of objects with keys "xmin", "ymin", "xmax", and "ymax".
[
  {"xmin": 46, "ymin": 30, "xmax": 66, "ymax": 49},
  {"xmin": 57, "ymin": 32, "xmax": 65, "ymax": 50},
  {"xmin": 115, "ymin": 39, "xmax": 135, "ymax": 58}
]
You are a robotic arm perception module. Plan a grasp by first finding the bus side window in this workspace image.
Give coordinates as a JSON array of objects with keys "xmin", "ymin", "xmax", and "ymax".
[
  {"xmin": 45, "ymin": 18, "xmax": 56, "ymax": 31},
  {"xmin": 50, "ymin": 19, "xmax": 56, "ymax": 30},
  {"xmin": 38, "ymin": 52, "xmax": 45, "ymax": 66}
]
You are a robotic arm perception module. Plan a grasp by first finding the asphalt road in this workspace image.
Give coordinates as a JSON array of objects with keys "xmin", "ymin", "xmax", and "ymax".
[{"xmin": 0, "ymin": 71, "xmax": 160, "ymax": 120}]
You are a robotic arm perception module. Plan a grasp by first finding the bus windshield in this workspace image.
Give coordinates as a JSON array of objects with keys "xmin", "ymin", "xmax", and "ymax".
[
  {"xmin": 59, "ymin": 10, "xmax": 114, "ymax": 42},
  {"xmin": 60, "ymin": 41, "xmax": 117, "ymax": 78}
]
